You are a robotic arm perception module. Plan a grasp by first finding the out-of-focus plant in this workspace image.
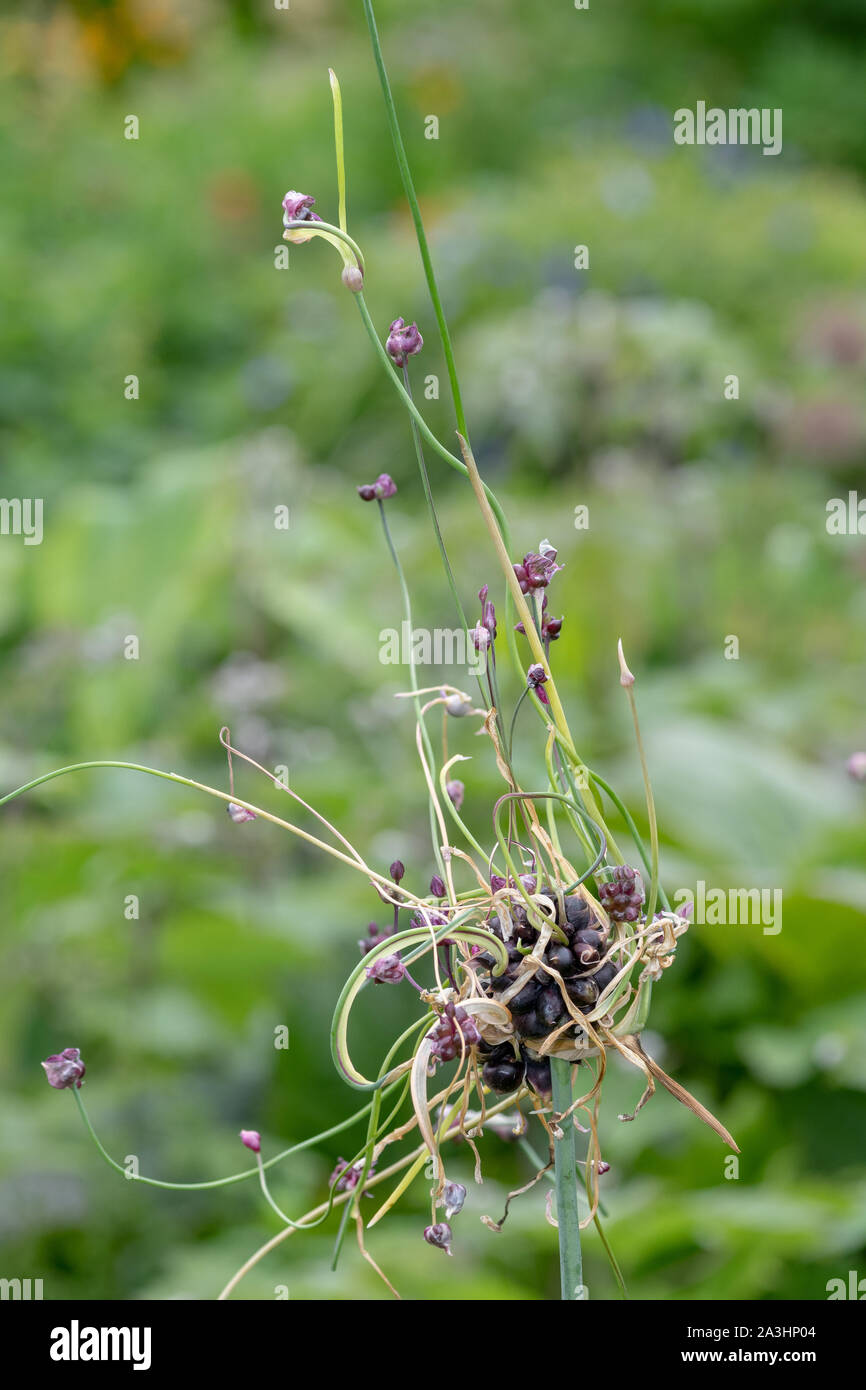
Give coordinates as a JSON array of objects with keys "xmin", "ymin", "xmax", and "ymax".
[{"xmin": 1, "ymin": 3, "xmax": 738, "ymax": 1301}]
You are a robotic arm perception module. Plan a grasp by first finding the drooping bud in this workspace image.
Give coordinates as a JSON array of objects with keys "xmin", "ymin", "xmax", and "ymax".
[
  {"xmin": 227, "ymin": 802, "xmax": 257, "ymax": 824},
  {"xmin": 445, "ymin": 779, "xmax": 465, "ymax": 810},
  {"xmin": 440, "ymin": 1181, "xmax": 467, "ymax": 1218},
  {"xmin": 240, "ymin": 1130, "xmax": 261, "ymax": 1153},
  {"xmin": 527, "ymin": 662, "xmax": 550, "ymax": 705},
  {"xmin": 423, "ymin": 1222, "xmax": 453, "ymax": 1255},
  {"xmin": 41, "ymin": 1047, "xmax": 86, "ymax": 1090},
  {"xmin": 386, "ymin": 317, "xmax": 423, "ymax": 368},
  {"xmin": 357, "ymin": 473, "xmax": 397, "ymax": 502},
  {"xmin": 430, "ymin": 874, "xmax": 446, "ymax": 899}
]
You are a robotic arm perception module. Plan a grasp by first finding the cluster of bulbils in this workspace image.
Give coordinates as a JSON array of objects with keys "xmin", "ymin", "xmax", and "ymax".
[{"xmin": 473, "ymin": 884, "xmax": 621, "ymax": 1101}]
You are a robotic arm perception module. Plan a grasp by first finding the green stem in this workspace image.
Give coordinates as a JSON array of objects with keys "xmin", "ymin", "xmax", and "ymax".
[
  {"xmin": 361, "ymin": 0, "xmax": 468, "ymax": 438},
  {"xmin": 550, "ymin": 1057, "xmax": 584, "ymax": 1301}
]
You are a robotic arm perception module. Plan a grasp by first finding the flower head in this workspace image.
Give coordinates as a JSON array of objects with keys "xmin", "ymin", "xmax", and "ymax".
[
  {"xmin": 240, "ymin": 1129, "xmax": 261, "ymax": 1153},
  {"xmin": 527, "ymin": 662, "xmax": 550, "ymax": 705},
  {"xmin": 227, "ymin": 802, "xmax": 256, "ymax": 824},
  {"xmin": 386, "ymin": 318, "xmax": 423, "ymax": 368},
  {"xmin": 445, "ymin": 779, "xmax": 464, "ymax": 811},
  {"xmin": 513, "ymin": 544, "xmax": 563, "ymax": 594},
  {"xmin": 41, "ymin": 1047, "xmax": 86, "ymax": 1090},
  {"xmin": 440, "ymin": 1181, "xmax": 467, "ymax": 1218},
  {"xmin": 357, "ymin": 473, "xmax": 397, "ymax": 502},
  {"xmin": 281, "ymin": 190, "xmax": 323, "ymax": 243}
]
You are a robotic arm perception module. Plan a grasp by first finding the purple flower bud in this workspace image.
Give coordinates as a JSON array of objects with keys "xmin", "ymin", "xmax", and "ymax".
[
  {"xmin": 226, "ymin": 802, "xmax": 257, "ymax": 823},
  {"xmin": 516, "ymin": 594, "xmax": 563, "ymax": 643},
  {"xmin": 440, "ymin": 1181, "xmax": 467, "ymax": 1218},
  {"xmin": 281, "ymin": 190, "xmax": 323, "ymax": 244},
  {"xmin": 490, "ymin": 873, "xmax": 507, "ymax": 892},
  {"xmin": 482, "ymin": 599, "xmax": 497, "ymax": 640},
  {"xmin": 445, "ymin": 779, "xmax": 464, "ymax": 811},
  {"xmin": 41, "ymin": 1047, "xmax": 86, "ymax": 1090},
  {"xmin": 359, "ymin": 921, "xmax": 393, "ymax": 956},
  {"xmin": 357, "ymin": 473, "xmax": 397, "ymax": 502},
  {"xmin": 519, "ymin": 873, "xmax": 537, "ymax": 894},
  {"xmin": 478, "ymin": 585, "xmax": 488, "ymax": 604},
  {"xmin": 240, "ymin": 1129, "xmax": 261, "ymax": 1153},
  {"xmin": 386, "ymin": 317, "xmax": 423, "ymax": 368},
  {"xmin": 423, "ymin": 1222, "xmax": 453, "ymax": 1255},
  {"xmin": 430, "ymin": 874, "xmax": 446, "ymax": 899},
  {"xmin": 366, "ymin": 953, "xmax": 406, "ymax": 984},
  {"xmin": 390, "ymin": 859, "xmax": 405, "ymax": 884},
  {"xmin": 597, "ymin": 1160, "xmax": 611, "ymax": 1175}
]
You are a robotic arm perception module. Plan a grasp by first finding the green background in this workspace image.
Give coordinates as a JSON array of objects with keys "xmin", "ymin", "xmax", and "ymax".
[{"xmin": 1, "ymin": 0, "xmax": 865, "ymax": 1300}]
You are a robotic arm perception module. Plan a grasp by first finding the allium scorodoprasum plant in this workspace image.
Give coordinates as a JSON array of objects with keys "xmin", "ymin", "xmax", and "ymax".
[{"xmin": 3, "ymin": 7, "xmax": 738, "ymax": 1301}]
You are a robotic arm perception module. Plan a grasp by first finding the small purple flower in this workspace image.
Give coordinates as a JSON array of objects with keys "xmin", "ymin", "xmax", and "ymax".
[
  {"xmin": 490, "ymin": 873, "xmax": 507, "ymax": 893},
  {"xmin": 427, "ymin": 1003, "xmax": 480, "ymax": 1064},
  {"xmin": 390, "ymin": 859, "xmax": 405, "ymax": 884},
  {"xmin": 366, "ymin": 953, "xmax": 406, "ymax": 984},
  {"xmin": 423, "ymin": 1221, "xmax": 453, "ymax": 1255},
  {"xmin": 330, "ymin": 1157, "xmax": 375, "ymax": 1194},
  {"xmin": 227, "ymin": 802, "xmax": 256, "ymax": 824},
  {"xmin": 430, "ymin": 874, "xmax": 446, "ymax": 899},
  {"xmin": 445, "ymin": 779, "xmax": 464, "ymax": 811},
  {"xmin": 357, "ymin": 473, "xmax": 398, "ymax": 502},
  {"xmin": 440, "ymin": 1181, "xmax": 467, "ymax": 1218},
  {"xmin": 240, "ymin": 1130, "xmax": 261, "ymax": 1153},
  {"xmin": 41, "ymin": 1047, "xmax": 86, "ymax": 1090},
  {"xmin": 282, "ymin": 190, "xmax": 323, "ymax": 244},
  {"xmin": 386, "ymin": 318, "xmax": 423, "ymax": 368}
]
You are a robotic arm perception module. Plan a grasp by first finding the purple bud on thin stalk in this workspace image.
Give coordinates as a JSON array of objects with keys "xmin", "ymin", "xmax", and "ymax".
[
  {"xmin": 357, "ymin": 473, "xmax": 397, "ymax": 502},
  {"xmin": 423, "ymin": 1222, "xmax": 453, "ymax": 1255},
  {"xmin": 390, "ymin": 859, "xmax": 405, "ymax": 884},
  {"xmin": 430, "ymin": 874, "xmax": 446, "ymax": 899},
  {"xmin": 227, "ymin": 802, "xmax": 256, "ymax": 824},
  {"xmin": 42, "ymin": 1047, "xmax": 86, "ymax": 1090},
  {"xmin": 358, "ymin": 921, "xmax": 394, "ymax": 956},
  {"xmin": 470, "ymin": 622, "xmax": 491, "ymax": 652},
  {"xmin": 365, "ymin": 953, "xmax": 406, "ymax": 984},
  {"xmin": 240, "ymin": 1130, "xmax": 261, "ymax": 1153},
  {"xmin": 386, "ymin": 317, "xmax": 423, "ymax": 368},
  {"xmin": 527, "ymin": 662, "xmax": 550, "ymax": 705},
  {"xmin": 446, "ymin": 779, "xmax": 464, "ymax": 811},
  {"xmin": 513, "ymin": 546, "xmax": 563, "ymax": 593}
]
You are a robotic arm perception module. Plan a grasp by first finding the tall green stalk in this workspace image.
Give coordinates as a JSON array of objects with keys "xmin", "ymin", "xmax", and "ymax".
[{"xmin": 550, "ymin": 1057, "xmax": 584, "ymax": 1300}]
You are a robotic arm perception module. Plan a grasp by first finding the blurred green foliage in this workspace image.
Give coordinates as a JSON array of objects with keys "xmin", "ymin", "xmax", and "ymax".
[{"xmin": 1, "ymin": 0, "xmax": 865, "ymax": 1300}]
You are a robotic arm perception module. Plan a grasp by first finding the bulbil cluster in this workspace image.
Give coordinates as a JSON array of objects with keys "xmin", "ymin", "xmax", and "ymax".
[{"xmin": 473, "ymin": 887, "xmax": 623, "ymax": 1095}]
